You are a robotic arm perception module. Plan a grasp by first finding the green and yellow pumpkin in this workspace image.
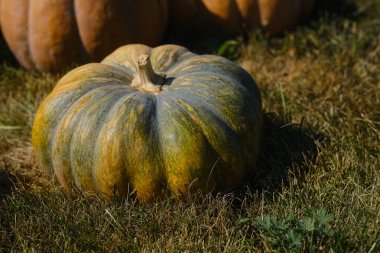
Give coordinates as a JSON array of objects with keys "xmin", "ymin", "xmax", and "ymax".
[{"xmin": 32, "ymin": 44, "xmax": 262, "ymax": 202}]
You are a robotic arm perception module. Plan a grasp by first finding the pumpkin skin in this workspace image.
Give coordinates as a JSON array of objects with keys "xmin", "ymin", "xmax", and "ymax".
[
  {"xmin": 168, "ymin": 0, "xmax": 251, "ymax": 36},
  {"xmin": 258, "ymin": 0, "xmax": 300, "ymax": 34},
  {"xmin": 0, "ymin": 0, "xmax": 168, "ymax": 73},
  {"xmin": 32, "ymin": 44, "xmax": 263, "ymax": 202},
  {"xmin": 168, "ymin": 0, "xmax": 314, "ymax": 35}
]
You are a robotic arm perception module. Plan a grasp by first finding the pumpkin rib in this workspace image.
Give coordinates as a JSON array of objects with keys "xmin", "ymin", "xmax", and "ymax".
[
  {"xmin": 166, "ymin": 55, "xmax": 259, "ymax": 94},
  {"xmin": 28, "ymin": 0, "xmax": 88, "ymax": 72},
  {"xmin": 26, "ymin": 0, "xmax": 36, "ymax": 69},
  {"xmin": 166, "ymin": 78, "xmax": 261, "ymax": 149},
  {"xmin": 170, "ymin": 70, "xmax": 258, "ymax": 98},
  {"xmin": 155, "ymin": 96, "xmax": 220, "ymax": 195},
  {"xmin": 0, "ymin": 0, "xmax": 35, "ymax": 69},
  {"xmin": 50, "ymin": 86, "xmax": 136, "ymax": 189},
  {"xmin": 33, "ymin": 82, "xmax": 135, "ymax": 176},
  {"xmin": 166, "ymin": 72, "xmax": 261, "ymax": 130},
  {"xmin": 165, "ymin": 55, "xmax": 218, "ymax": 74},
  {"xmin": 149, "ymin": 45, "xmax": 194, "ymax": 72},
  {"xmin": 173, "ymin": 97, "xmax": 246, "ymax": 189},
  {"xmin": 33, "ymin": 64, "xmax": 137, "ymax": 178},
  {"xmin": 67, "ymin": 88, "xmax": 131, "ymax": 191},
  {"xmin": 120, "ymin": 94, "xmax": 166, "ymax": 201},
  {"xmin": 93, "ymin": 92, "xmax": 166, "ymax": 199},
  {"xmin": 163, "ymin": 89, "xmax": 242, "ymax": 137},
  {"xmin": 53, "ymin": 64, "xmax": 134, "ymax": 92},
  {"xmin": 163, "ymin": 75, "xmax": 262, "ymax": 176},
  {"xmin": 151, "ymin": 95, "xmax": 169, "ymax": 197},
  {"xmin": 92, "ymin": 92, "xmax": 141, "ymax": 196}
]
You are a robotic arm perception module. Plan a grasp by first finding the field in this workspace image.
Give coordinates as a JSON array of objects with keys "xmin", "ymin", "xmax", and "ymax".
[{"xmin": 0, "ymin": 0, "xmax": 379, "ymax": 252}]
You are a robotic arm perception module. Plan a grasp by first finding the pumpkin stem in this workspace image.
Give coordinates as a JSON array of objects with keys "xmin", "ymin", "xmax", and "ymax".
[{"xmin": 132, "ymin": 54, "xmax": 166, "ymax": 94}]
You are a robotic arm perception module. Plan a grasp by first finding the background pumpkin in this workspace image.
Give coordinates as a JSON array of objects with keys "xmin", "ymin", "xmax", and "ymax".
[
  {"xmin": 0, "ymin": 0, "xmax": 168, "ymax": 73},
  {"xmin": 258, "ymin": 0, "xmax": 315, "ymax": 34},
  {"xmin": 32, "ymin": 44, "xmax": 263, "ymax": 202},
  {"xmin": 168, "ymin": 0, "xmax": 314, "ymax": 36}
]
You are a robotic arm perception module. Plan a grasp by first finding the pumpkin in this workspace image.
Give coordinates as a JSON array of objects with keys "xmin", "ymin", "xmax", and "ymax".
[
  {"xmin": 168, "ymin": 0, "xmax": 314, "ymax": 35},
  {"xmin": 0, "ymin": 0, "xmax": 168, "ymax": 73},
  {"xmin": 32, "ymin": 44, "xmax": 263, "ymax": 202},
  {"xmin": 168, "ymin": 0, "xmax": 250, "ymax": 36},
  {"xmin": 258, "ymin": 0, "xmax": 311, "ymax": 34}
]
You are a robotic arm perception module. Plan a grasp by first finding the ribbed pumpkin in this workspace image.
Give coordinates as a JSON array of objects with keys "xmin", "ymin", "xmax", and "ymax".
[
  {"xmin": 32, "ymin": 44, "xmax": 263, "ymax": 202},
  {"xmin": 0, "ymin": 0, "xmax": 168, "ymax": 73},
  {"xmin": 168, "ymin": 0, "xmax": 314, "ymax": 35}
]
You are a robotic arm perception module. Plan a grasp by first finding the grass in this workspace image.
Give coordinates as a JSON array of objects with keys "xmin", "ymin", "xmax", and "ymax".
[{"xmin": 0, "ymin": 0, "xmax": 379, "ymax": 251}]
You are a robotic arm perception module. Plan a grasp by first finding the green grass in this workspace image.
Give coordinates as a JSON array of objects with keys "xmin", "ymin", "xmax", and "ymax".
[{"xmin": 1, "ymin": 0, "xmax": 379, "ymax": 252}]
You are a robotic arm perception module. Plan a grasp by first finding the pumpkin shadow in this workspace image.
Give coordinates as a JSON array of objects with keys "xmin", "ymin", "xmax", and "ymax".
[
  {"xmin": 244, "ymin": 112, "xmax": 322, "ymax": 193},
  {"xmin": 0, "ymin": 35, "xmax": 19, "ymax": 67},
  {"xmin": 0, "ymin": 157, "xmax": 33, "ymax": 201},
  {"xmin": 0, "ymin": 170, "xmax": 17, "ymax": 200},
  {"xmin": 315, "ymin": 0, "xmax": 358, "ymax": 19}
]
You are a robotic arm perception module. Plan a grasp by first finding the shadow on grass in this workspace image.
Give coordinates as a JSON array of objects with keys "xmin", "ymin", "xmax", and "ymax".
[
  {"xmin": 245, "ymin": 112, "xmax": 322, "ymax": 193},
  {"xmin": 0, "ymin": 35, "xmax": 18, "ymax": 67},
  {"xmin": 315, "ymin": 0, "xmax": 359, "ymax": 18},
  {"xmin": 0, "ymin": 170, "xmax": 17, "ymax": 200},
  {"xmin": 0, "ymin": 157, "xmax": 33, "ymax": 201}
]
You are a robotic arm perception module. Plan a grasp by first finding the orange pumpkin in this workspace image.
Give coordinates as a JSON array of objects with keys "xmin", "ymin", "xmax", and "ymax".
[
  {"xmin": 0, "ymin": 0, "xmax": 168, "ymax": 73},
  {"xmin": 168, "ymin": 0, "xmax": 314, "ymax": 35}
]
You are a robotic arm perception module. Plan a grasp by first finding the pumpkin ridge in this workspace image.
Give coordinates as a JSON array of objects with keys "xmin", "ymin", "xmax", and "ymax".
[
  {"xmin": 155, "ymin": 97, "xmax": 217, "ymax": 197},
  {"xmin": 28, "ymin": 0, "xmax": 89, "ymax": 72},
  {"xmin": 170, "ymin": 70, "xmax": 255, "ymax": 93},
  {"xmin": 67, "ymin": 88, "xmax": 130, "ymax": 191},
  {"xmin": 92, "ymin": 92, "xmax": 156, "ymax": 196},
  {"xmin": 165, "ymin": 55, "xmax": 217, "ymax": 74},
  {"xmin": 54, "ymin": 63, "xmax": 134, "ymax": 91},
  {"xmin": 149, "ymin": 45, "xmax": 193, "ymax": 72},
  {"xmin": 122, "ymin": 94, "xmax": 166, "ymax": 201},
  {"xmin": 151, "ymin": 95, "xmax": 168, "ymax": 197},
  {"xmin": 165, "ymin": 55, "xmax": 258, "ymax": 92},
  {"xmin": 91, "ymin": 92, "xmax": 141, "ymax": 195},
  {"xmin": 162, "ymin": 91, "xmax": 239, "ymax": 136},
  {"xmin": 170, "ymin": 70, "xmax": 262, "ymax": 112},
  {"xmin": 174, "ymin": 97, "xmax": 246, "ymax": 188},
  {"xmin": 153, "ymin": 95, "xmax": 170, "ymax": 195},
  {"xmin": 166, "ymin": 73, "xmax": 260, "ymax": 133},
  {"xmin": 160, "ymin": 97, "xmax": 228, "ymax": 192},
  {"xmin": 0, "ymin": 0, "xmax": 36, "ymax": 69},
  {"xmin": 26, "ymin": 1, "xmax": 35, "ymax": 69},
  {"xmin": 33, "ymin": 82, "xmax": 134, "ymax": 177},
  {"xmin": 50, "ymin": 86, "xmax": 131, "ymax": 189},
  {"xmin": 90, "ymin": 91, "xmax": 138, "ymax": 194}
]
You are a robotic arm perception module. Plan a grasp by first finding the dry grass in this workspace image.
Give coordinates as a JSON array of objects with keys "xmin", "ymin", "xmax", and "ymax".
[{"xmin": 1, "ymin": 0, "xmax": 379, "ymax": 252}]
